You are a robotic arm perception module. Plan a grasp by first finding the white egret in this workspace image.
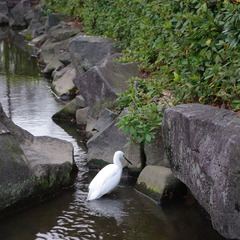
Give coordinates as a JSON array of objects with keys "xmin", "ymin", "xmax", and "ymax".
[{"xmin": 87, "ymin": 151, "xmax": 132, "ymax": 201}]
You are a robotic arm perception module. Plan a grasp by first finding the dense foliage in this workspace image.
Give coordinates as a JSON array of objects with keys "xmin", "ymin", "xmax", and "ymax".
[
  {"xmin": 43, "ymin": 0, "xmax": 240, "ymax": 143},
  {"xmin": 116, "ymin": 77, "xmax": 168, "ymax": 143}
]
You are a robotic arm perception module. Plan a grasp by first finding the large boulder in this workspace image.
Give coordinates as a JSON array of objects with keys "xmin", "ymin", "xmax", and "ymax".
[
  {"xmin": 9, "ymin": 0, "xmax": 31, "ymax": 28},
  {"xmin": 47, "ymin": 24, "xmax": 81, "ymax": 42},
  {"xmin": 76, "ymin": 106, "xmax": 89, "ymax": 126},
  {"xmin": 22, "ymin": 136, "xmax": 74, "ymax": 182},
  {"xmin": 136, "ymin": 165, "xmax": 185, "ymax": 203},
  {"xmin": 92, "ymin": 108, "xmax": 118, "ymax": 132},
  {"xmin": 52, "ymin": 64, "xmax": 76, "ymax": 96},
  {"xmin": 0, "ymin": 123, "xmax": 33, "ymax": 213},
  {"xmin": 162, "ymin": 104, "xmax": 240, "ymax": 239},
  {"xmin": 40, "ymin": 37, "xmax": 72, "ymax": 75},
  {"xmin": 25, "ymin": 18, "xmax": 45, "ymax": 38},
  {"xmin": 0, "ymin": 26, "xmax": 9, "ymax": 40},
  {"xmin": 73, "ymin": 55, "xmax": 139, "ymax": 118},
  {"xmin": 0, "ymin": 2, "xmax": 9, "ymax": 25},
  {"xmin": 45, "ymin": 13, "xmax": 62, "ymax": 32},
  {"xmin": 0, "ymin": 103, "xmax": 75, "ymax": 217},
  {"xmin": 0, "ymin": 2, "xmax": 8, "ymax": 15},
  {"xmin": 52, "ymin": 96, "xmax": 86, "ymax": 121},
  {"xmin": 87, "ymin": 114, "xmax": 142, "ymax": 171},
  {"xmin": 40, "ymin": 25, "xmax": 79, "ymax": 76},
  {"xmin": 40, "ymin": 39, "xmax": 57, "ymax": 64},
  {"xmin": 0, "ymin": 13, "xmax": 9, "ymax": 25},
  {"xmin": 144, "ymin": 133, "xmax": 170, "ymax": 167},
  {"xmin": 69, "ymin": 35, "xmax": 118, "ymax": 75},
  {"xmin": 42, "ymin": 56, "xmax": 64, "ymax": 75},
  {"xmin": 24, "ymin": 4, "xmax": 43, "ymax": 26}
]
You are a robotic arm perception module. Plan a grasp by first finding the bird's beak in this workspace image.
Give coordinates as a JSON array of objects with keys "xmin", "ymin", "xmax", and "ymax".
[{"xmin": 124, "ymin": 156, "xmax": 132, "ymax": 165}]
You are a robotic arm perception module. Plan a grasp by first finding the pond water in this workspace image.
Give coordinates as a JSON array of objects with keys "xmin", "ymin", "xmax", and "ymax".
[{"xmin": 0, "ymin": 28, "xmax": 226, "ymax": 240}]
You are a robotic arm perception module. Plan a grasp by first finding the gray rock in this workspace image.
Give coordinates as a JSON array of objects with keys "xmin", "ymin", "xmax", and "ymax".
[
  {"xmin": 42, "ymin": 56, "xmax": 64, "ymax": 75},
  {"xmin": 9, "ymin": 0, "xmax": 31, "ymax": 28},
  {"xmin": 69, "ymin": 35, "xmax": 118, "ymax": 74},
  {"xmin": 86, "ymin": 115, "xmax": 97, "ymax": 132},
  {"xmin": 24, "ymin": 5, "xmax": 42, "ymax": 26},
  {"xmin": 0, "ymin": 13, "xmax": 9, "ymax": 25},
  {"xmin": 45, "ymin": 13, "xmax": 61, "ymax": 32},
  {"xmin": 52, "ymin": 65, "xmax": 76, "ymax": 95},
  {"xmin": 31, "ymin": 33, "xmax": 47, "ymax": 45},
  {"xmin": 76, "ymin": 107, "xmax": 89, "ymax": 126},
  {"xmin": 136, "ymin": 165, "xmax": 183, "ymax": 202},
  {"xmin": 0, "ymin": 2, "xmax": 8, "ymax": 15},
  {"xmin": 48, "ymin": 24, "xmax": 81, "ymax": 42},
  {"xmin": 144, "ymin": 133, "xmax": 169, "ymax": 167},
  {"xmin": 58, "ymin": 52, "xmax": 71, "ymax": 66},
  {"xmin": 40, "ymin": 37, "xmax": 73, "ymax": 75},
  {"xmin": 0, "ymin": 102, "xmax": 33, "ymax": 143},
  {"xmin": 75, "ymin": 95, "xmax": 87, "ymax": 108},
  {"xmin": 52, "ymin": 97, "xmax": 81, "ymax": 121},
  {"xmin": 0, "ymin": 26, "xmax": 9, "ymax": 40},
  {"xmin": 25, "ymin": 19, "xmax": 45, "ymax": 38},
  {"xmin": 40, "ymin": 39, "xmax": 58, "ymax": 64},
  {"xmin": 0, "ymin": 132, "xmax": 32, "ymax": 192},
  {"xmin": 73, "ymin": 55, "xmax": 139, "ymax": 117},
  {"xmin": 0, "ymin": 122, "xmax": 10, "ymax": 135},
  {"xmin": 42, "ymin": 37, "xmax": 72, "ymax": 62},
  {"xmin": 162, "ymin": 103, "xmax": 240, "ymax": 239},
  {"xmin": 0, "ymin": 2, "xmax": 9, "ymax": 25},
  {"xmin": 0, "ymin": 103, "xmax": 75, "ymax": 216},
  {"xmin": 92, "ymin": 108, "xmax": 118, "ymax": 132},
  {"xmin": 22, "ymin": 136, "xmax": 74, "ymax": 178},
  {"xmin": 87, "ymin": 116, "xmax": 142, "ymax": 171}
]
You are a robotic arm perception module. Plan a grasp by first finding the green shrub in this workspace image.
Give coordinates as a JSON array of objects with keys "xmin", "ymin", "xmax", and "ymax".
[
  {"xmin": 42, "ymin": 0, "xmax": 84, "ymax": 17},
  {"xmin": 116, "ymin": 77, "xmax": 169, "ymax": 144},
  {"xmin": 43, "ymin": 0, "xmax": 240, "ymax": 143}
]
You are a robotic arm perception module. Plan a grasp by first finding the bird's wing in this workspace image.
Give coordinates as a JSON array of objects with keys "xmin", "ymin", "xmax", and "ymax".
[{"xmin": 87, "ymin": 164, "xmax": 121, "ymax": 200}]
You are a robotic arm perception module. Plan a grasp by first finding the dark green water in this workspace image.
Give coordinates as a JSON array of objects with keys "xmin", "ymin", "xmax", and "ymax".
[{"xmin": 0, "ymin": 28, "xmax": 226, "ymax": 240}]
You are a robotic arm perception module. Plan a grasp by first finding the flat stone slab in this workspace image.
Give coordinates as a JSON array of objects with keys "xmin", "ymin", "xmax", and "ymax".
[
  {"xmin": 162, "ymin": 103, "xmax": 240, "ymax": 239},
  {"xmin": 52, "ymin": 65, "xmax": 76, "ymax": 95},
  {"xmin": 137, "ymin": 165, "xmax": 180, "ymax": 202},
  {"xmin": 22, "ymin": 136, "xmax": 74, "ymax": 176}
]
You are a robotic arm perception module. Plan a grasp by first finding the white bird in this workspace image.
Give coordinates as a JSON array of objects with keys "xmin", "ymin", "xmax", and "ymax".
[{"xmin": 87, "ymin": 151, "xmax": 132, "ymax": 201}]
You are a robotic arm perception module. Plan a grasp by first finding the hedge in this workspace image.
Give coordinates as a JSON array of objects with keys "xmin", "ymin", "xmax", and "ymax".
[{"xmin": 44, "ymin": 0, "xmax": 240, "ymax": 143}]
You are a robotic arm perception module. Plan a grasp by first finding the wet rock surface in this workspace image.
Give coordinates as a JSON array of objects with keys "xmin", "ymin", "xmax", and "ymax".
[
  {"xmin": 162, "ymin": 103, "xmax": 240, "ymax": 239},
  {"xmin": 0, "ymin": 103, "xmax": 75, "ymax": 217},
  {"xmin": 136, "ymin": 165, "xmax": 185, "ymax": 203}
]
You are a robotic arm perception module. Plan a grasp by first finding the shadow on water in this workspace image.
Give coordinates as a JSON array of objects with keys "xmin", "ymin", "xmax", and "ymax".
[{"xmin": 0, "ymin": 27, "xmax": 226, "ymax": 240}]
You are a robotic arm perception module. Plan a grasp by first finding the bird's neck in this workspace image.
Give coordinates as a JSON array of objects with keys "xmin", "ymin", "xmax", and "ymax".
[{"xmin": 113, "ymin": 158, "xmax": 122, "ymax": 168}]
